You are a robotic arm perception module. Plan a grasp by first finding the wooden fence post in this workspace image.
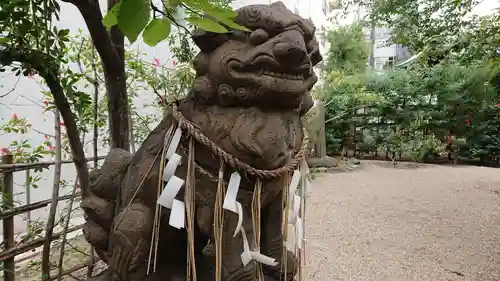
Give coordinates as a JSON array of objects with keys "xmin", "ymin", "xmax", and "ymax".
[
  {"xmin": 1, "ymin": 152, "xmax": 15, "ymax": 281},
  {"xmin": 25, "ymin": 169, "xmax": 31, "ymax": 230}
]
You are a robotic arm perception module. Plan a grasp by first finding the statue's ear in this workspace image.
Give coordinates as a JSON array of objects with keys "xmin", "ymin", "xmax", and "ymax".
[
  {"xmin": 270, "ymin": 1, "xmax": 287, "ymax": 9},
  {"xmin": 307, "ymin": 36, "xmax": 323, "ymax": 66},
  {"xmin": 192, "ymin": 29, "xmax": 229, "ymax": 53}
]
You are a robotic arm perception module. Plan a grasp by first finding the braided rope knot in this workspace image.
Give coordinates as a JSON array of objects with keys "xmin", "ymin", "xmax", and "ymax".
[{"xmin": 171, "ymin": 104, "xmax": 308, "ymax": 180}]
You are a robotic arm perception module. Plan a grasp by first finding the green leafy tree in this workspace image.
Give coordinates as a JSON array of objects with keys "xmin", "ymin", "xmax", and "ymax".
[
  {"xmin": 319, "ymin": 22, "xmax": 372, "ymax": 153},
  {"xmin": 321, "ymin": 0, "xmax": 500, "ymax": 163},
  {"xmin": 323, "ymin": 22, "xmax": 370, "ymax": 74},
  {"xmin": 339, "ymin": 0, "xmax": 483, "ymax": 53}
]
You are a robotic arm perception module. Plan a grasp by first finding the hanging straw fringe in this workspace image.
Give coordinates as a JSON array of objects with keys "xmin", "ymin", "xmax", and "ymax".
[
  {"xmin": 281, "ymin": 173, "xmax": 291, "ymax": 280},
  {"xmin": 299, "ymin": 123, "xmax": 309, "ymax": 274},
  {"xmin": 185, "ymin": 137, "xmax": 197, "ymax": 281},
  {"xmin": 252, "ymin": 180, "xmax": 264, "ymax": 281},
  {"xmin": 214, "ymin": 160, "xmax": 225, "ymax": 281},
  {"xmin": 299, "ymin": 160, "xmax": 308, "ymax": 267},
  {"xmin": 148, "ymin": 123, "xmax": 177, "ymax": 274}
]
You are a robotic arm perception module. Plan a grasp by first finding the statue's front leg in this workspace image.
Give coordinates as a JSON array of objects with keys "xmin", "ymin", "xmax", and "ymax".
[
  {"xmin": 222, "ymin": 207, "xmax": 258, "ymax": 281},
  {"xmin": 261, "ymin": 192, "xmax": 298, "ymax": 281},
  {"xmin": 108, "ymin": 202, "xmax": 153, "ymax": 281}
]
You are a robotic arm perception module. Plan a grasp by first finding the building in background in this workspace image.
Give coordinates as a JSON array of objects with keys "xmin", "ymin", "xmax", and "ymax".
[
  {"xmin": 367, "ymin": 26, "xmax": 412, "ymax": 70},
  {"xmin": 327, "ymin": 3, "xmax": 412, "ymax": 71}
]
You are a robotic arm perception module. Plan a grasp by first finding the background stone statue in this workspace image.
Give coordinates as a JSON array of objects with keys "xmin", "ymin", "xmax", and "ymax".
[{"xmin": 81, "ymin": 2, "xmax": 322, "ymax": 281}]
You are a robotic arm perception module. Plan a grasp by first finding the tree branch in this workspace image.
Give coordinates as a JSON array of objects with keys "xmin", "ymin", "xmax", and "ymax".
[
  {"xmin": 0, "ymin": 75, "xmax": 21, "ymax": 99},
  {"xmin": 62, "ymin": 0, "xmax": 121, "ymax": 75},
  {"xmin": 0, "ymin": 47, "xmax": 90, "ymax": 198},
  {"xmin": 62, "ymin": 0, "xmax": 130, "ymax": 150},
  {"xmin": 325, "ymin": 103, "xmax": 377, "ymax": 124}
]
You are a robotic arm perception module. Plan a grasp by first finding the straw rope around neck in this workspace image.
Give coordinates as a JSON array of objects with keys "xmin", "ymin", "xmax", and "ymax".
[{"xmin": 171, "ymin": 103, "xmax": 308, "ymax": 180}]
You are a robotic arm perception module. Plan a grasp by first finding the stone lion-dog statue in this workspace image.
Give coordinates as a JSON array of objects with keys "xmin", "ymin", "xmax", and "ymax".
[{"xmin": 81, "ymin": 2, "xmax": 322, "ymax": 281}]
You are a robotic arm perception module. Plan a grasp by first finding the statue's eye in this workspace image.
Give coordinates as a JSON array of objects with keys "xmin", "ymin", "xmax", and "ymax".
[{"xmin": 249, "ymin": 28, "xmax": 269, "ymax": 45}]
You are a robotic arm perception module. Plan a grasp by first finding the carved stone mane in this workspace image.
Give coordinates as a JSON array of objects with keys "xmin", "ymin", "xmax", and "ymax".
[{"xmin": 81, "ymin": 2, "xmax": 322, "ymax": 281}]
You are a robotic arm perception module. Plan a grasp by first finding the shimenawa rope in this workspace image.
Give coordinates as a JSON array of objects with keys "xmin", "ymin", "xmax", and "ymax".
[{"xmin": 171, "ymin": 104, "xmax": 307, "ymax": 179}]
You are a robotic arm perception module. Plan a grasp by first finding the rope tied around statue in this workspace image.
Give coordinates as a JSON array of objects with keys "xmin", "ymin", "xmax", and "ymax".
[
  {"xmin": 111, "ymin": 101, "xmax": 311, "ymax": 281},
  {"xmin": 170, "ymin": 103, "xmax": 309, "ymax": 180}
]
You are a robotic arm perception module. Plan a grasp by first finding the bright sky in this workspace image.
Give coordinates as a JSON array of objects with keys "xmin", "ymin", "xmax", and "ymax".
[{"xmin": 471, "ymin": 0, "xmax": 500, "ymax": 16}]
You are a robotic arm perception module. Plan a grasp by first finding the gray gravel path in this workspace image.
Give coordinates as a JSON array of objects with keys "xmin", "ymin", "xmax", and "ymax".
[{"xmin": 304, "ymin": 161, "xmax": 500, "ymax": 281}]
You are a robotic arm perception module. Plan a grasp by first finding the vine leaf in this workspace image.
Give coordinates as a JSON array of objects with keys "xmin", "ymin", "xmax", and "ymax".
[
  {"xmin": 143, "ymin": 19, "xmax": 171, "ymax": 46},
  {"xmin": 208, "ymin": 13, "xmax": 249, "ymax": 31},
  {"xmin": 102, "ymin": 2, "xmax": 121, "ymax": 30},
  {"xmin": 183, "ymin": 0, "xmax": 247, "ymax": 31},
  {"xmin": 186, "ymin": 17, "xmax": 228, "ymax": 33},
  {"xmin": 117, "ymin": 0, "xmax": 151, "ymax": 44},
  {"xmin": 183, "ymin": 0, "xmax": 237, "ymax": 18}
]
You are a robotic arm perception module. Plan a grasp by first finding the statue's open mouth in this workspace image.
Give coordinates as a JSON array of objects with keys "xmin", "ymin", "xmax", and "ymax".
[
  {"xmin": 259, "ymin": 70, "xmax": 304, "ymax": 80},
  {"xmin": 228, "ymin": 55, "xmax": 312, "ymax": 85},
  {"xmin": 250, "ymin": 54, "xmax": 311, "ymax": 79}
]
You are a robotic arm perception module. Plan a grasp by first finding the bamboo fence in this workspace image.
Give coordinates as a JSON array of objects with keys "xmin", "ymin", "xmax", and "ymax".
[{"xmin": 0, "ymin": 153, "xmax": 105, "ymax": 281}]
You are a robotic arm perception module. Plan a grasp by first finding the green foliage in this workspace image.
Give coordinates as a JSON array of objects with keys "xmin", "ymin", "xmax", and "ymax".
[
  {"xmin": 102, "ymin": 2, "xmax": 121, "ymax": 30},
  {"xmin": 0, "ymin": 0, "xmax": 68, "ymax": 67},
  {"xmin": 339, "ymin": 0, "xmax": 482, "ymax": 53},
  {"xmin": 70, "ymin": 32, "xmax": 196, "ymax": 145},
  {"xmin": 323, "ymin": 22, "xmax": 370, "ymax": 74},
  {"xmin": 143, "ymin": 19, "xmax": 172, "ymax": 46},
  {"xmin": 407, "ymin": 123, "xmax": 446, "ymax": 162},
  {"xmin": 185, "ymin": 17, "xmax": 228, "ymax": 33},
  {"xmin": 117, "ymin": 0, "xmax": 151, "ymax": 43},
  {"xmin": 319, "ymin": 21, "xmax": 375, "ymax": 153},
  {"xmin": 102, "ymin": 0, "xmax": 247, "ymax": 45},
  {"xmin": 0, "ymin": 115, "xmax": 55, "ymax": 189},
  {"xmin": 321, "ymin": 60, "xmax": 500, "ymax": 163},
  {"xmin": 320, "ymin": 0, "xmax": 500, "ymax": 164},
  {"xmin": 466, "ymin": 106, "xmax": 500, "ymax": 162}
]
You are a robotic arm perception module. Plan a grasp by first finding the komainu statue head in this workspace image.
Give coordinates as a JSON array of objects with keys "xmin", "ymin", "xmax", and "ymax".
[
  {"xmin": 187, "ymin": 1, "xmax": 323, "ymax": 114},
  {"xmin": 178, "ymin": 2, "xmax": 323, "ymax": 172}
]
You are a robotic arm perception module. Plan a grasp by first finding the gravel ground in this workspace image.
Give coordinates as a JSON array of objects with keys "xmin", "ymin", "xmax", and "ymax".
[{"xmin": 304, "ymin": 161, "xmax": 500, "ymax": 281}]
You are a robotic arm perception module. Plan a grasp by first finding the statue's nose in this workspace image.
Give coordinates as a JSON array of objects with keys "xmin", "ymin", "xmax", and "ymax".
[{"xmin": 272, "ymin": 31, "xmax": 307, "ymax": 65}]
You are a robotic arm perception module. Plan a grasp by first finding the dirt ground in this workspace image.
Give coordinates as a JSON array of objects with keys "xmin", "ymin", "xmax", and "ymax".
[
  {"xmin": 304, "ymin": 160, "xmax": 500, "ymax": 281},
  {"xmin": 12, "ymin": 160, "xmax": 500, "ymax": 281},
  {"xmin": 14, "ymin": 235, "xmax": 107, "ymax": 281}
]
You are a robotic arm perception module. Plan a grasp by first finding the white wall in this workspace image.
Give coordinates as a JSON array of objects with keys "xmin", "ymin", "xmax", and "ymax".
[{"xmin": 0, "ymin": 0, "xmax": 174, "ymax": 235}]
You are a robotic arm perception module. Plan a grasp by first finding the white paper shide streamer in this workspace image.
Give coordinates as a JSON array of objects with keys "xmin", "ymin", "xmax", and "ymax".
[
  {"xmin": 286, "ymin": 160, "xmax": 312, "ymax": 251},
  {"xmin": 222, "ymin": 172, "xmax": 278, "ymax": 267},
  {"xmin": 157, "ymin": 128, "xmax": 186, "ymax": 229}
]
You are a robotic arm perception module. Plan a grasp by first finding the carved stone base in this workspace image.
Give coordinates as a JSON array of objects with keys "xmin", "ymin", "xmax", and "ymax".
[{"xmin": 307, "ymin": 155, "xmax": 338, "ymax": 168}]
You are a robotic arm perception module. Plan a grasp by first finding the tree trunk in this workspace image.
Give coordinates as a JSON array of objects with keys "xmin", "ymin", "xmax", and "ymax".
[
  {"xmin": 106, "ymin": 0, "xmax": 130, "ymax": 151},
  {"xmin": 41, "ymin": 111, "xmax": 62, "ymax": 278},
  {"xmin": 71, "ymin": 0, "xmax": 130, "ymax": 151}
]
